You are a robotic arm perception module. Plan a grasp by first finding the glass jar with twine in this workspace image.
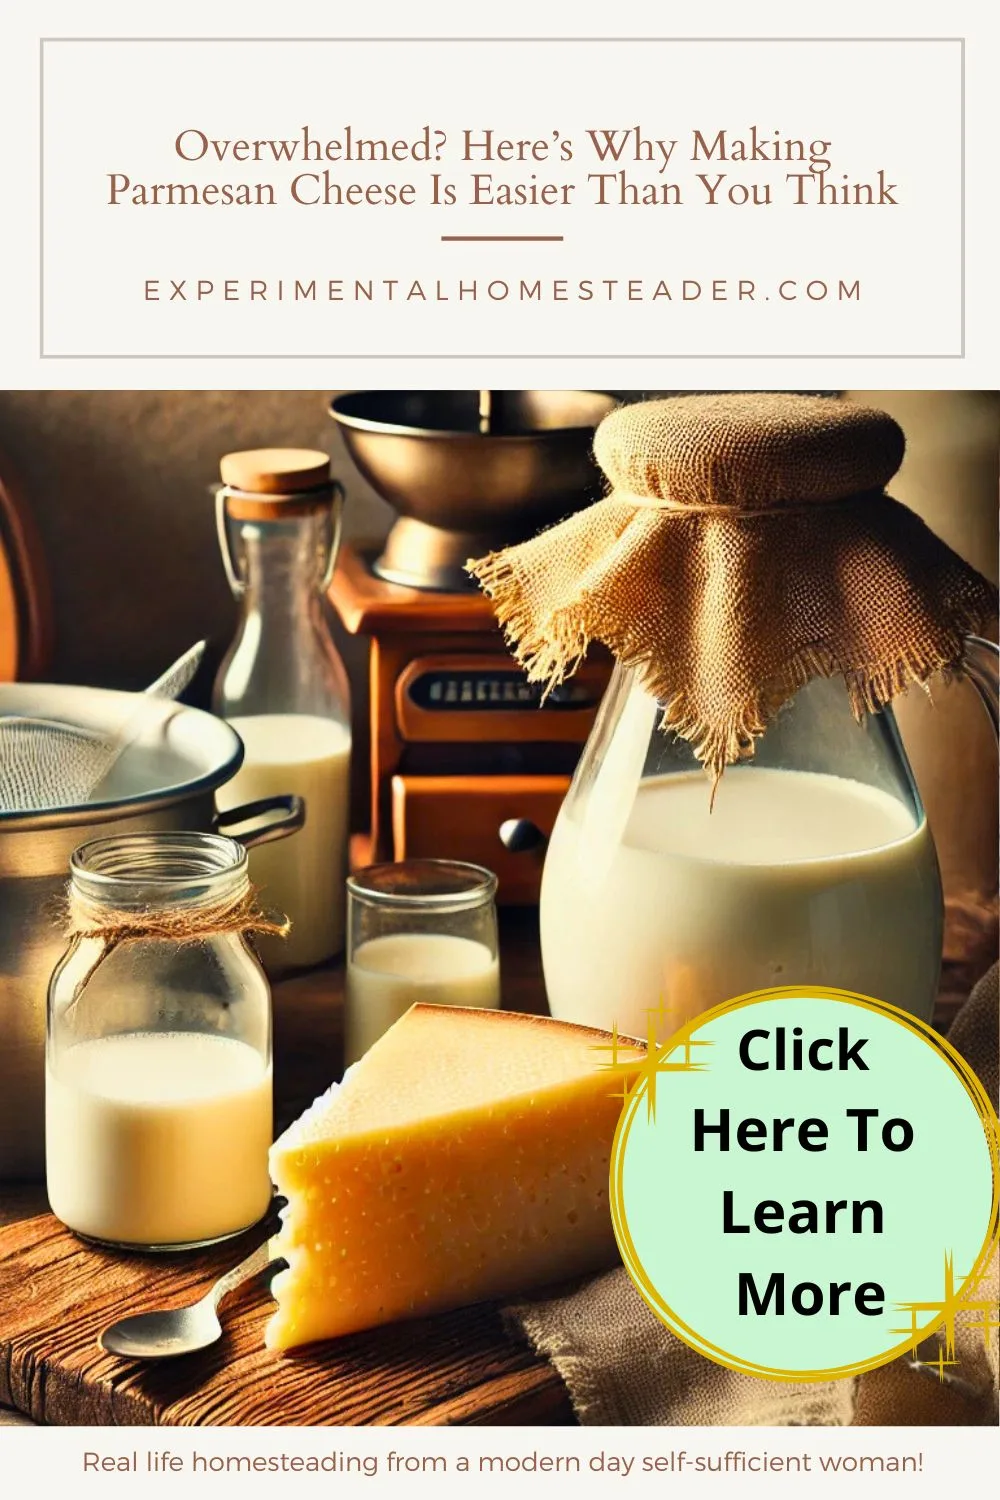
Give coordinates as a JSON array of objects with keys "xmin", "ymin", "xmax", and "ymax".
[{"xmin": 46, "ymin": 830, "xmax": 286, "ymax": 1250}]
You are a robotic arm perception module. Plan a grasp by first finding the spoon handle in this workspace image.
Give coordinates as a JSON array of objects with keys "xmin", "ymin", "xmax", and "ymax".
[
  {"xmin": 145, "ymin": 640, "xmax": 207, "ymax": 699},
  {"xmin": 207, "ymin": 1239, "xmax": 276, "ymax": 1311}
]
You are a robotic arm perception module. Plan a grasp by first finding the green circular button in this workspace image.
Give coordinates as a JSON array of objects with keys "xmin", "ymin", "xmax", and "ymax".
[{"xmin": 610, "ymin": 987, "xmax": 999, "ymax": 1380}]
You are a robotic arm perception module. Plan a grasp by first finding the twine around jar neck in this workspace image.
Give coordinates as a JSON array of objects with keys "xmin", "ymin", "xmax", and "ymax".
[
  {"xmin": 66, "ymin": 885, "xmax": 290, "ymax": 948},
  {"xmin": 65, "ymin": 830, "xmax": 290, "ymax": 948}
]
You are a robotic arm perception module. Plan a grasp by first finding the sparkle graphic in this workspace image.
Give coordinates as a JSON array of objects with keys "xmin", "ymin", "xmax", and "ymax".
[
  {"xmin": 593, "ymin": 1001, "xmax": 711, "ymax": 1118},
  {"xmin": 892, "ymin": 1250, "xmax": 1000, "ymax": 1379}
]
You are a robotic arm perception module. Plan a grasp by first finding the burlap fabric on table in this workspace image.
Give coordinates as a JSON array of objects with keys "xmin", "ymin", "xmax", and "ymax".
[
  {"xmin": 504, "ymin": 963, "xmax": 1000, "ymax": 1426},
  {"xmin": 469, "ymin": 394, "xmax": 998, "ymax": 779}
]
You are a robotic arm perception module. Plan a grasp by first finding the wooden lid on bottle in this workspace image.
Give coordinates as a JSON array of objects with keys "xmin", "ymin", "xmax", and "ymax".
[{"xmin": 220, "ymin": 448, "xmax": 335, "ymax": 519}]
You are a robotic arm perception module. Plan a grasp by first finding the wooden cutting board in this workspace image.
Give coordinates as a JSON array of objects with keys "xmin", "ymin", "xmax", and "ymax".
[{"xmin": 0, "ymin": 1212, "xmax": 571, "ymax": 1426}]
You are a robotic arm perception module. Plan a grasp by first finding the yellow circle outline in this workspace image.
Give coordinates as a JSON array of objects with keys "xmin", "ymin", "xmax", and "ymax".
[{"xmin": 609, "ymin": 984, "xmax": 1000, "ymax": 1382}]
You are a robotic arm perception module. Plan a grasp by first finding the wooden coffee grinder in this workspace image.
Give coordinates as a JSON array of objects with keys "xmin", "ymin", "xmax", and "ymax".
[{"xmin": 328, "ymin": 391, "xmax": 616, "ymax": 903}]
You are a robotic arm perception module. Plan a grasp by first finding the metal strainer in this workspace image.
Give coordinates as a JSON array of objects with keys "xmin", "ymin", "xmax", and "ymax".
[{"xmin": 0, "ymin": 642, "xmax": 206, "ymax": 813}]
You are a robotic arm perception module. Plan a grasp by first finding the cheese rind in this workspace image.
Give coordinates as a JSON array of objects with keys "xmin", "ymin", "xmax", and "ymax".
[{"xmin": 266, "ymin": 1005, "xmax": 642, "ymax": 1351}]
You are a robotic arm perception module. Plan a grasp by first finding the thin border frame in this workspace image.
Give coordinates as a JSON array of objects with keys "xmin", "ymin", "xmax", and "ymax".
[{"xmin": 38, "ymin": 36, "xmax": 965, "ymax": 361}]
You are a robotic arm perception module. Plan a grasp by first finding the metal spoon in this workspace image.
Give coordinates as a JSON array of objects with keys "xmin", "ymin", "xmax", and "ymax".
[{"xmin": 98, "ymin": 1240, "xmax": 277, "ymax": 1361}]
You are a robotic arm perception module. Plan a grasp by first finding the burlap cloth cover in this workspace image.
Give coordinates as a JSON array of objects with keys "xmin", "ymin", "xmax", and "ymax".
[
  {"xmin": 504, "ymin": 963, "xmax": 1000, "ymax": 1426},
  {"xmin": 469, "ymin": 394, "xmax": 998, "ymax": 777}
]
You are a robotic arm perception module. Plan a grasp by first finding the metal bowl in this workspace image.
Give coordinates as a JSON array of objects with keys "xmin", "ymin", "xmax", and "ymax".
[{"xmin": 329, "ymin": 390, "xmax": 616, "ymax": 590}]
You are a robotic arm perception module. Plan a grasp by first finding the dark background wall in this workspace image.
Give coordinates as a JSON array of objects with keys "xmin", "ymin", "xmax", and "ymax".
[
  {"xmin": 0, "ymin": 391, "xmax": 388, "ymax": 692},
  {"xmin": 0, "ymin": 389, "xmax": 996, "ymax": 899}
]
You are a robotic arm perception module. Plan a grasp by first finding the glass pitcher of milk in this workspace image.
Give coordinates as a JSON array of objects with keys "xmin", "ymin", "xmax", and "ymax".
[
  {"xmin": 213, "ymin": 448, "xmax": 352, "ymax": 971},
  {"xmin": 540, "ymin": 639, "xmax": 999, "ymax": 1037}
]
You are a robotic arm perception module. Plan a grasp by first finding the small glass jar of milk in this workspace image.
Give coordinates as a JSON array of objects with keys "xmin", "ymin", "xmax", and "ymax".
[
  {"xmin": 46, "ymin": 831, "xmax": 273, "ymax": 1251},
  {"xmin": 213, "ymin": 448, "xmax": 352, "ymax": 972},
  {"xmin": 345, "ymin": 860, "xmax": 501, "ymax": 1065}
]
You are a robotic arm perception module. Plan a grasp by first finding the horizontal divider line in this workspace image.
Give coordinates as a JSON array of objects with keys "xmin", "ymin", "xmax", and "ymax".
[{"xmin": 439, "ymin": 235, "xmax": 565, "ymax": 242}]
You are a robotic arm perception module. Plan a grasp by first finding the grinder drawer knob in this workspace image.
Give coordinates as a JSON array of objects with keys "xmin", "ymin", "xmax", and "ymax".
[{"xmin": 498, "ymin": 818, "xmax": 546, "ymax": 854}]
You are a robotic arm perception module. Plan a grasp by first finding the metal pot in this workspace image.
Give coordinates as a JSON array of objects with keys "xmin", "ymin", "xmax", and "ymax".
[{"xmin": 0, "ymin": 683, "xmax": 304, "ymax": 1181}]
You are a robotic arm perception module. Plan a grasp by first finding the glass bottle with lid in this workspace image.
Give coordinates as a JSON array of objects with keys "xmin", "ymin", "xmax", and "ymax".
[
  {"xmin": 213, "ymin": 448, "xmax": 352, "ymax": 971},
  {"xmin": 46, "ymin": 831, "xmax": 273, "ymax": 1250}
]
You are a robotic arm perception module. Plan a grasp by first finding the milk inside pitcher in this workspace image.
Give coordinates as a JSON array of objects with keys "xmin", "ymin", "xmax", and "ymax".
[{"xmin": 540, "ymin": 665, "xmax": 948, "ymax": 1037}]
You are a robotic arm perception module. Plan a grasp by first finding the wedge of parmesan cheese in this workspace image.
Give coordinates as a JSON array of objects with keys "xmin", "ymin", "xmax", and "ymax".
[{"xmin": 266, "ymin": 1004, "xmax": 643, "ymax": 1350}]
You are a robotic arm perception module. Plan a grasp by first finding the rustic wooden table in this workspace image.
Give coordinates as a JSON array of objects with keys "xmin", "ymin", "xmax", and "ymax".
[
  {"xmin": 0, "ymin": 910, "xmax": 574, "ymax": 1427},
  {"xmin": 0, "ymin": 911, "xmax": 987, "ymax": 1427}
]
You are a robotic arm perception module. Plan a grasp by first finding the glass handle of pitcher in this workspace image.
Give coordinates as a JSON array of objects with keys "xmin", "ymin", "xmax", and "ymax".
[{"xmin": 963, "ymin": 635, "xmax": 999, "ymax": 741}]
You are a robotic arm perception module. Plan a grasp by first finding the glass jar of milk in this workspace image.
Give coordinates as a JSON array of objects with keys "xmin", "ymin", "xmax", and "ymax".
[
  {"xmin": 345, "ymin": 860, "xmax": 501, "ymax": 1065},
  {"xmin": 541, "ymin": 668, "xmax": 945, "ymax": 1038},
  {"xmin": 46, "ymin": 831, "xmax": 273, "ymax": 1250},
  {"xmin": 213, "ymin": 448, "xmax": 352, "ymax": 971}
]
